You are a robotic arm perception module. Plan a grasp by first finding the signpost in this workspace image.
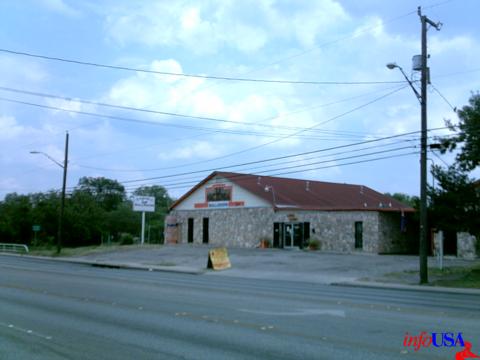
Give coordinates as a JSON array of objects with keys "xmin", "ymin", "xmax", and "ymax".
[
  {"xmin": 132, "ymin": 196, "xmax": 155, "ymax": 244},
  {"xmin": 32, "ymin": 225, "xmax": 41, "ymax": 244}
]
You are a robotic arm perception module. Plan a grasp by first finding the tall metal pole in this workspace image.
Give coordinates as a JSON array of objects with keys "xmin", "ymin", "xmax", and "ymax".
[
  {"xmin": 418, "ymin": 7, "xmax": 441, "ymax": 284},
  {"xmin": 58, "ymin": 131, "xmax": 69, "ymax": 254}
]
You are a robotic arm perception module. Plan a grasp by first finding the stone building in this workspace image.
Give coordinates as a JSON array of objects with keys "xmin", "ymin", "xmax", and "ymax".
[{"xmin": 165, "ymin": 171, "xmax": 416, "ymax": 253}]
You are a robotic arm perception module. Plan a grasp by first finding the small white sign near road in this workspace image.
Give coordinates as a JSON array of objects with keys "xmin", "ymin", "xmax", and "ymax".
[{"xmin": 132, "ymin": 196, "xmax": 155, "ymax": 212}]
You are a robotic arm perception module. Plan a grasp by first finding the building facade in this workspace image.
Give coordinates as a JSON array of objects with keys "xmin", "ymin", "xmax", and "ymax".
[{"xmin": 166, "ymin": 172, "xmax": 416, "ymax": 253}]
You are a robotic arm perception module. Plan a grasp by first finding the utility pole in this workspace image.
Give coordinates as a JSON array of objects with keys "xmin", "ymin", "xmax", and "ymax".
[
  {"xmin": 418, "ymin": 7, "xmax": 441, "ymax": 284},
  {"xmin": 58, "ymin": 131, "xmax": 69, "ymax": 254}
]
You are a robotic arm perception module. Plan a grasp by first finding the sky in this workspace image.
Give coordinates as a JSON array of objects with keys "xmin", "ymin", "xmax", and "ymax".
[{"xmin": 0, "ymin": 0, "xmax": 479, "ymax": 201}]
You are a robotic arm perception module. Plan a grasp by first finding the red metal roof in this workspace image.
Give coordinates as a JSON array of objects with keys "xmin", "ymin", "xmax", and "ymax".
[{"xmin": 171, "ymin": 171, "xmax": 415, "ymax": 212}]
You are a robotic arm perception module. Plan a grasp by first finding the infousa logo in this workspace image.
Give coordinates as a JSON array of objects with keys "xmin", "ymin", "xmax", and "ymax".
[{"xmin": 403, "ymin": 332, "xmax": 479, "ymax": 359}]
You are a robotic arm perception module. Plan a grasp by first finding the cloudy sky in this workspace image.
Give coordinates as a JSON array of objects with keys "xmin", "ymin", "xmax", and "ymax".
[{"xmin": 0, "ymin": 0, "xmax": 478, "ymax": 200}]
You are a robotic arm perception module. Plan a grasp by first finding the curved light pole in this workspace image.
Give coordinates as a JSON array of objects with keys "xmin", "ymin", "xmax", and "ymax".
[{"xmin": 30, "ymin": 132, "xmax": 69, "ymax": 254}]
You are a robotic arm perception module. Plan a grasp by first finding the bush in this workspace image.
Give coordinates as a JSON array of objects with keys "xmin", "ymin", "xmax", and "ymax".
[
  {"xmin": 119, "ymin": 233, "xmax": 134, "ymax": 245},
  {"xmin": 308, "ymin": 238, "xmax": 321, "ymax": 251}
]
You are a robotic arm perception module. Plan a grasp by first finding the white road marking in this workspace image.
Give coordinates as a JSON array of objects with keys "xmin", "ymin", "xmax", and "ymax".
[
  {"xmin": 1, "ymin": 322, "xmax": 53, "ymax": 341},
  {"xmin": 237, "ymin": 308, "xmax": 346, "ymax": 318}
]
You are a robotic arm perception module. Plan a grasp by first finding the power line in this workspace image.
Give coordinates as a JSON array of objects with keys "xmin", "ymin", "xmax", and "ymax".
[
  {"xmin": 131, "ymin": 152, "xmax": 419, "ymax": 192},
  {"xmin": 0, "ymin": 84, "xmax": 402, "ymax": 135},
  {"xmin": 115, "ymin": 126, "xmax": 447, "ymax": 185},
  {"xmin": 430, "ymin": 83, "xmax": 457, "ymax": 112},
  {"xmin": 0, "ymin": 85, "xmax": 408, "ymax": 170},
  {"xmin": 124, "ymin": 145, "xmax": 415, "ymax": 189},
  {"xmin": 0, "ymin": 48, "xmax": 404, "ymax": 86},
  {"xmin": 0, "ymin": 96, "xmax": 360, "ymax": 140}
]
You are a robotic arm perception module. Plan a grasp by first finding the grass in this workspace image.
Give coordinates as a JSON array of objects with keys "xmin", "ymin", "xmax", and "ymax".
[
  {"xmin": 430, "ymin": 265, "xmax": 480, "ymax": 288},
  {"xmin": 382, "ymin": 264, "xmax": 480, "ymax": 289},
  {"xmin": 28, "ymin": 244, "xmax": 162, "ymax": 257}
]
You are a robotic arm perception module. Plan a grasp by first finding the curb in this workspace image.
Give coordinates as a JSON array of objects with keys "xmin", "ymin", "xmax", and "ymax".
[
  {"xmin": 0, "ymin": 253, "xmax": 205, "ymax": 275},
  {"xmin": 332, "ymin": 280, "xmax": 480, "ymax": 296}
]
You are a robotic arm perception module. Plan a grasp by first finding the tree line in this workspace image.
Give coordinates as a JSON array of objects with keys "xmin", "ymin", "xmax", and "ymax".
[{"xmin": 0, "ymin": 177, "xmax": 173, "ymax": 248}]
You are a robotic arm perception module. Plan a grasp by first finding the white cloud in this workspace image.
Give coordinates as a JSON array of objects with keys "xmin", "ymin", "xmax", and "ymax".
[
  {"xmin": 0, "ymin": 116, "xmax": 24, "ymax": 140},
  {"xmin": 429, "ymin": 35, "xmax": 474, "ymax": 55},
  {"xmin": 39, "ymin": 0, "xmax": 80, "ymax": 17},
  {"xmin": 157, "ymin": 141, "xmax": 219, "ymax": 160},
  {"xmin": 45, "ymin": 98, "xmax": 83, "ymax": 117},
  {"xmin": 104, "ymin": 0, "xmax": 349, "ymax": 54}
]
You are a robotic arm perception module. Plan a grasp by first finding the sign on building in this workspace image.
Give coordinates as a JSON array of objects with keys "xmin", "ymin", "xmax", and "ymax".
[{"xmin": 132, "ymin": 196, "xmax": 155, "ymax": 212}]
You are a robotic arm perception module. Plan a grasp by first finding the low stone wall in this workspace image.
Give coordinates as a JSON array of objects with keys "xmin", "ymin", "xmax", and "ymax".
[
  {"xmin": 377, "ymin": 212, "xmax": 417, "ymax": 254},
  {"xmin": 457, "ymin": 232, "xmax": 478, "ymax": 259}
]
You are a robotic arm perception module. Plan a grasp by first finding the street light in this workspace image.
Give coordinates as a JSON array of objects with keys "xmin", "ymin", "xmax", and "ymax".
[
  {"xmin": 386, "ymin": 63, "xmax": 421, "ymax": 103},
  {"xmin": 30, "ymin": 132, "xmax": 69, "ymax": 254}
]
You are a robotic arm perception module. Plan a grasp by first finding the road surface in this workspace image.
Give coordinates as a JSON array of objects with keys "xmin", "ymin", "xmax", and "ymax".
[{"xmin": 0, "ymin": 255, "xmax": 478, "ymax": 359}]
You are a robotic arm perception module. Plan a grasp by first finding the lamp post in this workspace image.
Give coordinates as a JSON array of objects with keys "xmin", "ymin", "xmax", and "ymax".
[
  {"xmin": 386, "ymin": 8, "xmax": 441, "ymax": 285},
  {"xmin": 31, "ymin": 132, "xmax": 69, "ymax": 254}
]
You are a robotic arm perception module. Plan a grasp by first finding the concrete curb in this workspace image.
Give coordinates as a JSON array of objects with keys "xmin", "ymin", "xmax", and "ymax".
[
  {"xmin": 0, "ymin": 253, "xmax": 206, "ymax": 275},
  {"xmin": 332, "ymin": 280, "xmax": 480, "ymax": 296}
]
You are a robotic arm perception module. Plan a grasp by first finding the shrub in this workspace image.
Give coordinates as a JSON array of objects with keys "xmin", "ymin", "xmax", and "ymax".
[
  {"xmin": 308, "ymin": 238, "xmax": 321, "ymax": 251},
  {"xmin": 119, "ymin": 233, "xmax": 134, "ymax": 245}
]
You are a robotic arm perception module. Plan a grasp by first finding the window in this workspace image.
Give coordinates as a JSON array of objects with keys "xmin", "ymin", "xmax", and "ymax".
[
  {"xmin": 355, "ymin": 221, "xmax": 363, "ymax": 249},
  {"xmin": 188, "ymin": 218, "xmax": 194, "ymax": 243},
  {"xmin": 202, "ymin": 218, "xmax": 209, "ymax": 244}
]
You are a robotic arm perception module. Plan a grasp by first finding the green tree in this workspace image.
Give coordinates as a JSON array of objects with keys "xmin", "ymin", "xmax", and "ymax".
[
  {"xmin": 438, "ymin": 93, "xmax": 480, "ymax": 171},
  {"xmin": 430, "ymin": 93, "xmax": 480, "ymax": 238},
  {"xmin": 384, "ymin": 192, "xmax": 419, "ymax": 208},
  {"xmin": 76, "ymin": 177, "xmax": 125, "ymax": 211},
  {"xmin": 0, "ymin": 193, "xmax": 33, "ymax": 243},
  {"xmin": 63, "ymin": 190, "xmax": 106, "ymax": 247}
]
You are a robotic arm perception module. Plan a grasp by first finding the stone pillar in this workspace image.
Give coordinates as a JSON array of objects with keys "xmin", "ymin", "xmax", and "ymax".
[{"xmin": 457, "ymin": 232, "xmax": 477, "ymax": 259}]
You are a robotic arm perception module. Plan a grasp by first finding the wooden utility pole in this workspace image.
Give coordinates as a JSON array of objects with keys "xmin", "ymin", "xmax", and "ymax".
[{"xmin": 418, "ymin": 7, "xmax": 441, "ymax": 284}]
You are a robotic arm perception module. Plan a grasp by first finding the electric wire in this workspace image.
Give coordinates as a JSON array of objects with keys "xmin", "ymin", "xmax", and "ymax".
[{"xmin": 0, "ymin": 48, "xmax": 404, "ymax": 86}]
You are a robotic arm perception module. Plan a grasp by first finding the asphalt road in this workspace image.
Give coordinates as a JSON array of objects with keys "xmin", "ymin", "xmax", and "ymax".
[{"xmin": 0, "ymin": 255, "xmax": 478, "ymax": 360}]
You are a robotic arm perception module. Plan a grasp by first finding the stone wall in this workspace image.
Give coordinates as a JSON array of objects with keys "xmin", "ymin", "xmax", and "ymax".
[
  {"xmin": 377, "ymin": 212, "xmax": 417, "ymax": 254},
  {"xmin": 274, "ymin": 211, "xmax": 380, "ymax": 253},
  {"xmin": 168, "ymin": 208, "xmax": 408, "ymax": 253},
  {"xmin": 457, "ymin": 232, "xmax": 478, "ymax": 259},
  {"xmin": 171, "ymin": 208, "xmax": 274, "ymax": 248}
]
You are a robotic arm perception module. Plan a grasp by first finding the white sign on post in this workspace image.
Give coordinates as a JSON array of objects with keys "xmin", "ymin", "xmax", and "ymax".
[
  {"xmin": 132, "ymin": 196, "xmax": 155, "ymax": 245},
  {"xmin": 133, "ymin": 196, "xmax": 155, "ymax": 212}
]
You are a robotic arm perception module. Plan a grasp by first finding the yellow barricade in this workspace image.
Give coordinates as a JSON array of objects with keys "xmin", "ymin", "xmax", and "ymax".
[{"xmin": 207, "ymin": 247, "xmax": 231, "ymax": 270}]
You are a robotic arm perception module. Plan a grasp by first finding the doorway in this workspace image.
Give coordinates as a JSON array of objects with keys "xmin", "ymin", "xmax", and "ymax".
[{"xmin": 273, "ymin": 222, "xmax": 308, "ymax": 248}]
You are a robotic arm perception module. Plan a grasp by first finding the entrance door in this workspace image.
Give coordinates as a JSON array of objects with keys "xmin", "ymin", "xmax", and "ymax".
[
  {"xmin": 284, "ymin": 223, "xmax": 294, "ymax": 247},
  {"xmin": 283, "ymin": 223, "xmax": 303, "ymax": 248}
]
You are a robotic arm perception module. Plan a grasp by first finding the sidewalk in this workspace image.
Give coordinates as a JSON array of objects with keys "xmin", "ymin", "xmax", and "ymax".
[{"xmin": 63, "ymin": 244, "xmax": 480, "ymax": 294}]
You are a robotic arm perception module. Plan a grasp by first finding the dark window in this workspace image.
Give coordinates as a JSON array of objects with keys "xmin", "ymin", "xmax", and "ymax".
[
  {"xmin": 293, "ymin": 223, "xmax": 303, "ymax": 247},
  {"xmin": 202, "ymin": 218, "xmax": 209, "ymax": 244},
  {"xmin": 303, "ymin": 222, "xmax": 310, "ymax": 248},
  {"xmin": 355, "ymin": 221, "xmax": 363, "ymax": 249},
  {"xmin": 273, "ymin": 223, "xmax": 281, "ymax": 248},
  {"xmin": 188, "ymin": 218, "xmax": 194, "ymax": 243}
]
